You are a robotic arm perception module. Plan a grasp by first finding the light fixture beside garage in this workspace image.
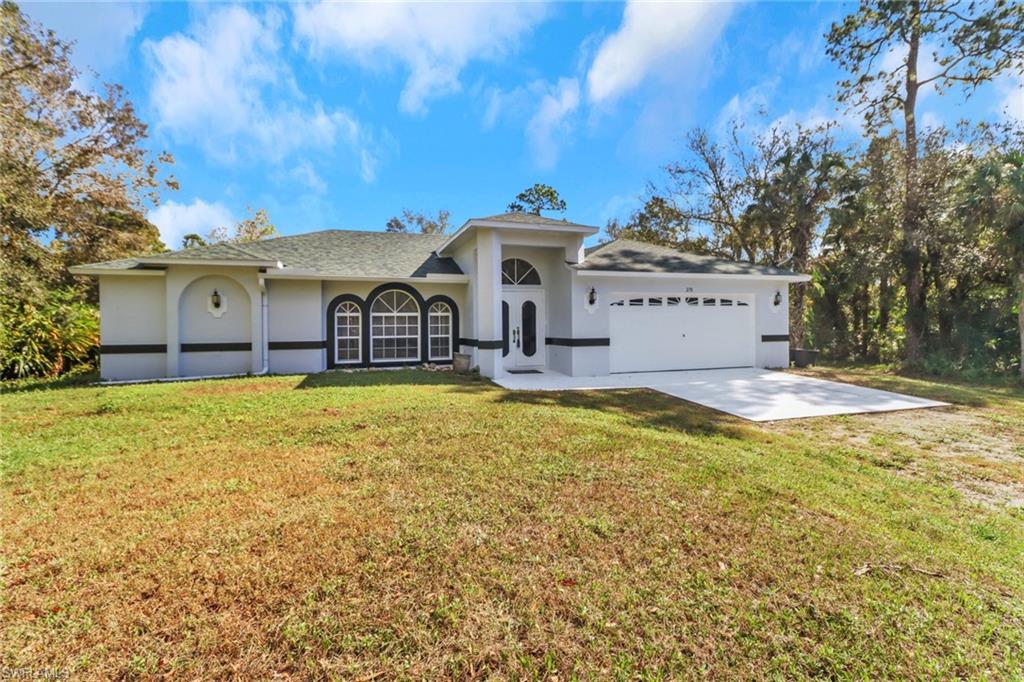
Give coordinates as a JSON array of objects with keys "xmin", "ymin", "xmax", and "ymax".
[
  {"xmin": 211, "ymin": 289, "xmax": 222, "ymax": 309},
  {"xmin": 588, "ymin": 287, "xmax": 598, "ymax": 306},
  {"xmin": 773, "ymin": 290, "xmax": 782, "ymax": 307}
]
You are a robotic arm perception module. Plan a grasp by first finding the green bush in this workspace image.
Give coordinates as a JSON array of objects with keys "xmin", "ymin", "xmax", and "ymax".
[{"xmin": 0, "ymin": 289, "xmax": 99, "ymax": 379}]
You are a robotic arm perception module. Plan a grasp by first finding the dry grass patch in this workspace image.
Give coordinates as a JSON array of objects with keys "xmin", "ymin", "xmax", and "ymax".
[{"xmin": 2, "ymin": 369, "xmax": 1023, "ymax": 678}]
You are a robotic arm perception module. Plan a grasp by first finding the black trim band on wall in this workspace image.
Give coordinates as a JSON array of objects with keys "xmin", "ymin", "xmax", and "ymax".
[
  {"xmin": 545, "ymin": 337, "xmax": 610, "ymax": 347},
  {"xmin": 100, "ymin": 344, "xmax": 167, "ymax": 354},
  {"xmin": 761, "ymin": 334, "xmax": 790, "ymax": 343},
  {"xmin": 181, "ymin": 342, "xmax": 252, "ymax": 352},
  {"xmin": 269, "ymin": 340, "xmax": 327, "ymax": 350},
  {"xmin": 460, "ymin": 338, "xmax": 502, "ymax": 349}
]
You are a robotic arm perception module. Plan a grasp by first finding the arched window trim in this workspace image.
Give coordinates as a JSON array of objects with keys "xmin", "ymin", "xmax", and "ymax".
[
  {"xmin": 501, "ymin": 258, "xmax": 541, "ymax": 286},
  {"xmin": 334, "ymin": 300, "xmax": 362, "ymax": 364},
  {"xmin": 370, "ymin": 289, "xmax": 421, "ymax": 362}
]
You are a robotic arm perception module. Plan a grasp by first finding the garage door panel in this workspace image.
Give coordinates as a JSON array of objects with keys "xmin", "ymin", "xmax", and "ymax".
[{"xmin": 609, "ymin": 294, "xmax": 754, "ymax": 373}]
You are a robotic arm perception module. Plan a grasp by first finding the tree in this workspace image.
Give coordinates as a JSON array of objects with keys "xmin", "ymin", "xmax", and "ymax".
[
  {"xmin": 187, "ymin": 207, "xmax": 278, "ymax": 248},
  {"xmin": 960, "ymin": 141, "xmax": 1024, "ymax": 379},
  {"xmin": 0, "ymin": 1, "xmax": 176, "ymax": 270},
  {"xmin": 507, "ymin": 184, "xmax": 566, "ymax": 215},
  {"xmin": 663, "ymin": 124, "xmax": 790, "ymax": 263},
  {"xmin": 826, "ymin": 0, "xmax": 1024, "ymax": 366},
  {"xmin": 203, "ymin": 207, "xmax": 277, "ymax": 245},
  {"xmin": 0, "ymin": 1, "xmax": 175, "ymax": 377},
  {"xmin": 384, "ymin": 209, "xmax": 450, "ymax": 234},
  {"xmin": 181, "ymin": 233, "xmax": 207, "ymax": 249},
  {"xmin": 606, "ymin": 194, "xmax": 714, "ymax": 254},
  {"xmin": 744, "ymin": 129, "xmax": 850, "ymax": 345}
]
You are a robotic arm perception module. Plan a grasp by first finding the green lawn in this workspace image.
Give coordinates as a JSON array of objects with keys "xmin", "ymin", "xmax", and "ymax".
[{"xmin": 2, "ymin": 367, "xmax": 1022, "ymax": 679}]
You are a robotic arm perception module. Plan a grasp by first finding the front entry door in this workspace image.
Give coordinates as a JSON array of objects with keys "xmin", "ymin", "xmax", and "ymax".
[{"xmin": 502, "ymin": 291, "xmax": 545, "ymax": 370}]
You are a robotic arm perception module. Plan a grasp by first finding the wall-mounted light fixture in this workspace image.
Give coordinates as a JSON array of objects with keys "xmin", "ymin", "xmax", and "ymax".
[
  {"xmin": 773, "ymin": 290, "xmax": 782, "ymax": 307},
  {"xmin": 211, "ymin": 289, "xmax": 222, "ymax": 309},
  {"xmin": 587, "ymin": 287, "xmax": 598, "ymax": 306}
]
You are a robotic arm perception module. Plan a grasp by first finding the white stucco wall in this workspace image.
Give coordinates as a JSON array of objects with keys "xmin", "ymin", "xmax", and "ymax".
[
  {"xmin": 176, "ymin": 272, "xmax": 255, "ymax": 377},
  {"xmin": 98, "ymin": 275, "xmax": 167, "ymax": 381},
  {"xmin": 267, "ymin": 279, "xmax": 324, "ymax": 374}
]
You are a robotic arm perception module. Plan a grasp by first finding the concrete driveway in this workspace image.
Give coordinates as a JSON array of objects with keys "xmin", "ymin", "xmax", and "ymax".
[{"xmin": 493, "ymin": 367, "xmax": 948, "ymax": 422}]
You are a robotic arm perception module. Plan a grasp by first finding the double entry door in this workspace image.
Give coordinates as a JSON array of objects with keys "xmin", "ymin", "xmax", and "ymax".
[{"xmin": 502, "ymin": 290, "xmax": 545, "ymax": 370}]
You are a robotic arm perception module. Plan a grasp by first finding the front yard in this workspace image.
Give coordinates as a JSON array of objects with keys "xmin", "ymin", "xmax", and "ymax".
[{"xmin": 2, "ymin": 367, "xmax": 1022, "ymax": 678}]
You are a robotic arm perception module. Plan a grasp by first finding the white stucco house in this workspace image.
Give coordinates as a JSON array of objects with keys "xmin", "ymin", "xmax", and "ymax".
[{"xmin": 70, "ymin": 212, "xmax": 810, "ymax": 382}]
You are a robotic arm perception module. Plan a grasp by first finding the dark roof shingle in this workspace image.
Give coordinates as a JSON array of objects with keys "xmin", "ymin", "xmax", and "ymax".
[
  {"xmin": 75, "ymin": 230, "xmax": 463, "ymax": 278},
  {"xmin": 575, "ymin": 239, "xmax": 806, "ymax": 277}
]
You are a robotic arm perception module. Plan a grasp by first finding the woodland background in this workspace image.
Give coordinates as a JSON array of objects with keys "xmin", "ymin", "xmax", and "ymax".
[{"xmin": 2, "ymin": 1, "xmax": 1022, "ymax": 380}]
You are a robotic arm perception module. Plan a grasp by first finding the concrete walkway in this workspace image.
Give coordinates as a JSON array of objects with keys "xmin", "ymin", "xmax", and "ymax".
[{"xmin": 493, "ymin": 367, "xmax": 948, "ymax": 422}]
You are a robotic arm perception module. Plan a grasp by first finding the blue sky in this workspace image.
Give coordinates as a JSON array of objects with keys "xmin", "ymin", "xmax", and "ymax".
[{"xmin": 24, "ymin": 1, "xmax": 1022, "ymax": 249}]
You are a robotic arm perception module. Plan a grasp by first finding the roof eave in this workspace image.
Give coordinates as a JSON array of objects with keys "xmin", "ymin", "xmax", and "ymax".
[
  {"xmin": 437, "ymin": 219, "xmax": 599, "ymax": 255},
  {"xmin": 69, "ymin": 265, "xmax": 167, "ymax": 277},
  {"xmin": 70, "ymin": 258, "xmax": 283, "ymax": 276},
  {"xmin": 262, "ymin": 271, "xmax": 469, "ymax": 283}
]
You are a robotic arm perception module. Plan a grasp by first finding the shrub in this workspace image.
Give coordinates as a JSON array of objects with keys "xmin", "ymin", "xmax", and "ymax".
[{"xmin": 0, "ymin": 289, "xmax": 98, "ymax": 379}]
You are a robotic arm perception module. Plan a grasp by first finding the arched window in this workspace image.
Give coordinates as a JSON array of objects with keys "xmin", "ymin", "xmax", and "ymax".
[
  {"xmin": 428, "ymin": 302, "xmax": 453, "ymax": 361},
  {"xmin": 501, "ymin": 258, "xmax": 541, "ymax": 285},
  {"xmin": 371, "ymin": 290, "xmax": 420, "ymax": 361},
  {"xmin": 334, "ymin": 301, "xmax": 361, "ymax": 364}
]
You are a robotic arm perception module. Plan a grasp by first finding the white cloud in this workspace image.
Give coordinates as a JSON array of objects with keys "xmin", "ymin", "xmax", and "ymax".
[
  {"xmin": 480, "ymin": 77, "xmax": 580, "ymax": 168},
  {"xmin": 714, "ymin": 77, "xmax": 780, "ymax": 138},
  {"xmin": 144, "ymin": 6, "xmax": 390, "ymax": 180},
  {"xmin": 23, "ymin": 2, "xmax": 147, "ymax": 73},
  {"xmin": 290, "ymin": 161, "xmax": 327, "ymax": 195},
  {"xmin": 292, "ymin": 2, "xmax": 548, "ymax": 115},
  {"xmin": 526, "ymin": 78, "xmax": 580, "ymax": 169},
  {"xmin": 587, "ymin": 1, "xmax": 733, "ymax": 105},
  {"xmin": 148, "ymin": 199, "xmax": 235, "ymax": 250}
]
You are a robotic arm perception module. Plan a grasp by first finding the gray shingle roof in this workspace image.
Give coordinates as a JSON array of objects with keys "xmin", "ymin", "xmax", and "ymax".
[
  {"xmin": 241, "ymin": 230, "xmax": 462, "ymax": 277},
  {"xmin": 575, "ymin": 239, "xmax": 806, "ymax": 277},
  {"xmin": 74, "ymin": 230, "xmax": 464, "ymax": 278},
  {"xmin": 473, "ymin": 211, "xmax": 596, "ymax": 230}
]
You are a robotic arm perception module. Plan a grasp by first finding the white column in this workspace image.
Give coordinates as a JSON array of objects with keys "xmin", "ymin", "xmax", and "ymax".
[
  {"xmin": 251, "ymin": 274, "xmax": 264, "ymax": 373},
  {"xmin": 474, "ymin": 228, "xmax": 504, "ymax": 378}
]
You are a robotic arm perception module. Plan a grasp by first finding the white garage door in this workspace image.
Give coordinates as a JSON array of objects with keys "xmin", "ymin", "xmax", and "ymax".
[{"xmin": 609, "ymin": 294, "xmax": 755, "ymax": 373}]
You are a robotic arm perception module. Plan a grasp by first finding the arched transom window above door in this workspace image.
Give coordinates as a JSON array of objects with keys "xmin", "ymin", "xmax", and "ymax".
[
  {"xmin": 501, "ymin": 258, "xmax": 541, "ymax": 285},
  {"xmin": 371, "ymin": 290, "xmax": 420, "ymax": 361}
]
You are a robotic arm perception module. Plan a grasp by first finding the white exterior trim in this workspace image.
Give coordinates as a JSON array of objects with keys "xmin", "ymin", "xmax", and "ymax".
[
  {"xmin": 437, "ymin": 219, "xmax": 598, "ymax": 255},
  {"xmin": 263, "ymin": 271, "xmax": 470, "ymax": 284},
  {"xmin": 69, "ymin": 267, "xmax": 167, "ymax": 277}
]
